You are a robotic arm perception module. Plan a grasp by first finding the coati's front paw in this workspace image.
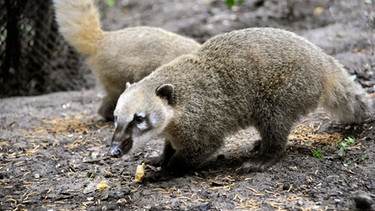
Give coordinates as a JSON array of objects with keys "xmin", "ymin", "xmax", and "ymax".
[{"xmin": 236, "ymin": 154, "xmax": 282, "ymax": 173}]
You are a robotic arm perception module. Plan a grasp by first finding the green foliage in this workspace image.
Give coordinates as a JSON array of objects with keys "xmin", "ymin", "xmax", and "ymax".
[
  {"xmin": 357, "ymin": 154, "xmax": 371, "ymax": 163},
  {"xmin": 344, "ymin": 137, "xmax": 355, "ymax": 144},
  {"xmin": 335, "ymin": 33, "xmax": 344, "ymax": 38},
  {"xmin": 87, "ymin": 172, "xmax": 95, "ymax": 183},
  {"xmin": 311, "ymin": 137, "xmax": 370, "ymax": 165},
  {"xmin": 107, "ymin": 0, "xmax": 116, "ymax": 7},
  {"xmin": 335, "ymin": 137, "xmax": 355, "ymax": 158},
  {"xmin": 312, "ymin": 148, "xmax": 324, "ymax": 158},
  {"xmin": 226, "ymin": 0, "xmax": 244, "ymax": 8}
]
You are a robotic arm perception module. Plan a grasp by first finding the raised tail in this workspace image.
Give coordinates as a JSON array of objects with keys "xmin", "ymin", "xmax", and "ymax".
[
  {"xmin": 321, "ymin": 62, "xmax": 373, "ymax": 123},
  {"xmin": 54, "ymin": 0, "xmax": 103, "ymax": 54}
]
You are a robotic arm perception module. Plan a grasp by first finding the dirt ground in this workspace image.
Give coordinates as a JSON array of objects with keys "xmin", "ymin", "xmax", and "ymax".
[{"xmin": 1, "ymin": 0, "xmax": 375, "ymax": 210}]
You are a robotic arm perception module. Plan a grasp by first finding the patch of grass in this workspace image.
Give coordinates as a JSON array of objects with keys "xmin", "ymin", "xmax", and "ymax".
[
  {"xmin": 335, "ymin": 137, "xmax": 356, "ymax": 158},
  {"xmin": 357, "ymin": 154, "xmax": 371, "ymax": 163},
  {"xmin": 226, "ymin": 0, "xmax": 244, "ymax": 8},
  {"xmin": 312, "ymin": 148, "xmax": 324, "ymax": 158},
  {"xmin": 107, "ymin": 0, "xmax": 115, "ymax": 7},
  {"xmin": 87, "ymin": 172, "xmax": 95, "ymax": 183}
]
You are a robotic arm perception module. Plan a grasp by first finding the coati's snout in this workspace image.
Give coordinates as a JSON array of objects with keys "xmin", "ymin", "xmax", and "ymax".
[
  {"xmin": 108, "ymin": 124, "xmax": 133, "ymax": 158},
  {"xmin": 108, "ymin": 138, "xmax": 132, "ymax": 158},
  {"xmin": 108, "ymin": 143, "xmax": 123, "ymax": 158}
]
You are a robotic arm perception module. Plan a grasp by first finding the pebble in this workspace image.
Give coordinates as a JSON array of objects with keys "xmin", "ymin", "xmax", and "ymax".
[
  {"xmin": 282, "ymin": 183, "xmax": 291, "ymax": 191},
  {"xmin": 200, "ymin": 202, "xmax": 212, "ymax": 211},
  {"xmin": 110, "ymin": 189, "xmax": 130, "ymax": 199},
  {"xmin": 117, "ymin": 198, "xmax": 127, "ymax": 204},
  {"xmin": 211, "ymin": 181, "xmax": 225, "ymax": 187}
]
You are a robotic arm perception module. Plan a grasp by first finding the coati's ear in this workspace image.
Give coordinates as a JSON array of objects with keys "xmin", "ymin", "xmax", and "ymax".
[
  {"xmin": 155, "ymin": 84, "xmax": 174, "ymax": 104},
  {"xmin": 125, "ymin": 82, "xmax": 131, "ymax": 89}
]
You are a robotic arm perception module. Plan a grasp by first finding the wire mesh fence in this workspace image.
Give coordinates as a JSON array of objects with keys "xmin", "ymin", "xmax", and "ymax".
[{"xmin": 0, "ymin": 0, "xmax": 94, "ymax": 98}]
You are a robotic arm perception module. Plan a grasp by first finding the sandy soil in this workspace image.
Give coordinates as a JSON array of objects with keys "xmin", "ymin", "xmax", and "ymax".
[{"xmin": 1, "ymin": 0, "xmax": 375, "ymax": 210}]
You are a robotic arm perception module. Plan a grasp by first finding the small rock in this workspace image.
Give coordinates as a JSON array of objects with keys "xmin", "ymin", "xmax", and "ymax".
[
  {"xmin": 330, "ymin": 191, "xmax": 342, "ymax": 196},
  {"xmin": 365, "ymin": 180, "xmax": 374, "ymax": 190},
  {"xmin": 117, "ymin": 198, "xmax": 127, "ymax": 205},
  {"xmin": 149, "ymin": 205, "xmax": 163, "ymax": 211},
  {"xmin": 142, "ymin": 190, "xmax": 152, "ymax": 195},
  {"xmin": 83, "ymin": 182, "xmax": 97, "ymax": 194},
  {"xmin": 110, "ymin": 189, "xmax": 130, "ymax": 199},
  {"xmin": 200, "ymin": 202, "xmax": 212, "ymax": 211},
  {"xmin": 282, "ymin": 183, "xmax": 291, "ymax": 191},
  {"xmin": 211, "ymin": 181, "xmax": 225, "ymax": 187},
  {"xmin": 353, "ymin": 192, "xmax": 374, "ymax": 209}
]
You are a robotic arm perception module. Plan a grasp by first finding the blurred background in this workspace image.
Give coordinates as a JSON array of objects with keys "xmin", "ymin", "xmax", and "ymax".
[{"xmin": 1, "ymin": 0, "xmax": 374, "ymax": 97}]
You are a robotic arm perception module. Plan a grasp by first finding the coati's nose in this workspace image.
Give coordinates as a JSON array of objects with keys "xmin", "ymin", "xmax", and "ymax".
[{"xmin": 108, "ymin": 147, "xmax": 122, "ymax": 158}]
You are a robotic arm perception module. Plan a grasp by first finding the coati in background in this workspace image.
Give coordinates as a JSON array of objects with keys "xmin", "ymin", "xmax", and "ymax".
[
  {"xmin": 108, "ymin": 27, "xmax": 373, "ymax": 181},
  {"xmin": 53, "ymin": 0, "xmax": 200, "ymax": 120}
]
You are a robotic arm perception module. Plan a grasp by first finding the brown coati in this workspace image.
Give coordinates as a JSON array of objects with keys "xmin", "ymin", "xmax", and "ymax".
[
  {"xmin": 53, "ymin": 0, "xmax": 200, "ymax": 120},
  {"xmin": 108, "ymin": 27, "xmax": 373, "ymax": 180}
]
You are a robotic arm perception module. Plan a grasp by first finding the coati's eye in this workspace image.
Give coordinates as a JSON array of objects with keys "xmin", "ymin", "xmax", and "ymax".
[{"xmin": 134, "ymin": 113, "xmax": 145, "ymax": 124}]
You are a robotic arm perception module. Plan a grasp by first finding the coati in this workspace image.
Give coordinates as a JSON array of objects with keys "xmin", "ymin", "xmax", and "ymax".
[
  {"xmin": 53, "ymin": 0, "xmax": 200, "ymax": 120},
  {"xmin": 108, "ymin": 27, "xmax": 373, "ymax": 180}
]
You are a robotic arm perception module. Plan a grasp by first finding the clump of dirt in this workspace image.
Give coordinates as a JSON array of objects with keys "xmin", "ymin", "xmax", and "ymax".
[{"xmin": 1, "ymin": 0, "xmax": 375, "ymax": 210}]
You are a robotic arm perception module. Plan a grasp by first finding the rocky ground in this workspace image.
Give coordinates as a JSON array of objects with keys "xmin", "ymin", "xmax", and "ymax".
[{"xmin": 1, "ymin": 0, "xmax": 375, "ymax": 210}]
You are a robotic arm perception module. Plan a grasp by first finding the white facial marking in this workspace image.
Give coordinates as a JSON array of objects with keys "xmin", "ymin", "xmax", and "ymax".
[
  {"xmin": 149, "ymin": 114, "xmax": 159, "ymax": 126},
  {"xmin": 137, "ymin": 121, "xmax": 148, "ymax": 130},
  {"xmin": 137, "ymin": 112, "xmax": 146, "ymax": 118}
]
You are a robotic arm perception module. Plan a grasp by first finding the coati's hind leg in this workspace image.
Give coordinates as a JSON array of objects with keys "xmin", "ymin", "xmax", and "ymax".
[
  {"xmin": 239, "ymin": 112, "xmax": 293, "ymax": 173},
  {"xmin": 98, "ymin": 95, "xmax": 117, "ymax": 121}
]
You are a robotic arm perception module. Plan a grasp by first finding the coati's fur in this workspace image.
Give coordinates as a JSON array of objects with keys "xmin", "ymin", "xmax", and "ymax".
[
  {"xmin": 108, "ymin": 28, "xmax": 373, "ymax": 180},
  {"xmin": 53, "ymin": 0, "xmax": 200, "ymax": 120}
]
